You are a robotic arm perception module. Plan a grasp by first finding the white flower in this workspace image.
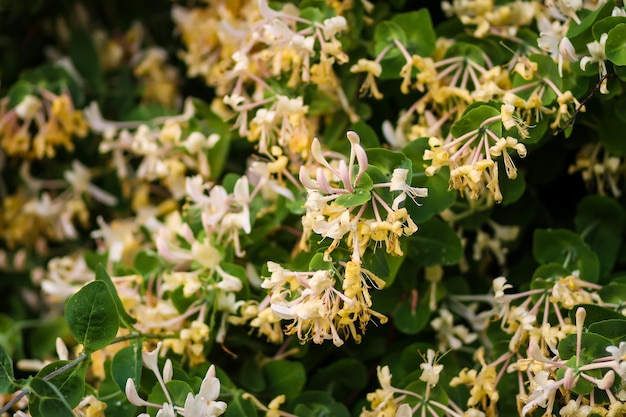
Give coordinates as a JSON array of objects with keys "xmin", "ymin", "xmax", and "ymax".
[
  {"xmin": 419, "ymin": 349, "xmax": 443, "ymax": 386},
  {"xmin": 14, "ymin": 95, "xmax": 42, "ymax": 119}
]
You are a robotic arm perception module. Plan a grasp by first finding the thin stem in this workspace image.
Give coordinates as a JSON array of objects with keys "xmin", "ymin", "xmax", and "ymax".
[{"xmin": 0, "ymin": 353, "xmax": 89, "ymax": 414}]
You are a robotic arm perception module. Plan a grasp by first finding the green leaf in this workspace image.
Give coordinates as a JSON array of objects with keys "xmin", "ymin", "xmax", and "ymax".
[
  {"xmin": 390, "ymin": 10, "xmax": 436, "ymax": 57},
  {"xmin": 0, "ymin": 345, "xmax": 14, "ymax": 394},
  {"xmin": 111, "ymin": 342, "xmax": 143, "ymax": 392},
  {"xmin": 558, "ymin": 332, "xmax": 612, "ymax": 362},
  {"xmin": 96, "ymin": 265, "xmax": 137, "ymax": 327},
  {"xmin": 606, "ymin": 23, "xmax": 626, "ymax": 65},
  {"xmin": 239, "ymin": 357, "xmax": 266, "ymax": 392},
  {"xmin": 309, "ymin": 358, "xmax": 368, "ymax": 391},
  {"xmin": 65, "ymin": 281, "xmax": 120, "ymax": 352},
  {"xmin": 6, "ymin": 80, "xmax": 34, "ymax": 108},
  {"xmin": 220, "ymin": 262, "xmax": 250, "ymax": 299},
  {"xmin": 133, "ymin": 251, "xmax": 161, "ymax": 276},
  {"xmin": 557, "ymin": 357, "xmax": 600, "ymax": 395},
  {"xmin": 444, "ymin": 42, "xmax": 485, "ymax": 66},
  {"xmin": 362, "ymin": 248, "xmax": 390, "ymax": 281},
  {"xmin": 532, "ymin": 229, "xmax": 600, "ymax": 282},
  {"xmin": 568, "ymin": 1, "xmax": 614, "ymax": 50},
  {"xmin": 293, "ymin": 394, "xmax": 350, "ymax": 417},
  {"xmin": 406, "ymin": 217, "xmax": 463, "ymax": 267},
  {"xmin": 569, "ymin": 304, "xmax": 626, "ymax": 325},
  {"xmin": 598, "ymin": 283, "xmax": 626, "ymax": 305},
  {"xmin": 575, "ymin": 195, "xmax": 625, "ymax": 278},
  {"xmin": 335, "ymin": 172, "xmax": 373, "ymax": 208},
  {"xmin": 366, "ymin": 148, "xmax": 412, "ymax": 177},
  {"xmin": 394, "ymin": 292, "xmax": 431, "ymax": 335},
  {"xmin": 498, "ymin": 158, "xmax": 526, "ymax": 206},
  {"xmin": 593, "ymin": 16, "xmax": 626, "ymax": 40},
  {"xmin": 70, "ymin": 29, "xmax": 102, "ymax": 87},
  {"xmin": 374, "ymin": 21, "xmax": 407, "ymax": 57},
  {"xmin": 148, "ymin": 380, "xmax": 194, "ymax": 417},
  {"xmin": 36, "ymin": 359, "xmax": 87, "ymax": 409},
  {"xmin": 450, "ymin": 105, "xmax": 501, "ymax": 138},
  {"xmin": 223, "ymin": 390, "xmax": 258, "ymax": 417},
  {"xmin": 29, "ymin": 377, "xmax": 75, "ymax": 417},
  {"xmin": 588, "ymin": 319, "xmax": 626, "ymax": 344},
  {"xmin": 263, "ymin": 360, "xmax": 306, "ymax": 400},
  {"xmin": 532, "ymin": 263, "xmax": 570, "ymax": 281},
  {"xmin": 309, "ymin": 253, "xmax": 333, "ymax": 271}
]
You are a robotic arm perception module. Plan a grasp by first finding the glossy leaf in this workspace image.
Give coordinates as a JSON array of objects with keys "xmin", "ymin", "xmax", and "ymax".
[
  {"xmin": 111, "ymin": 343, "xmax": 142, "ymax": 392},
  {"xmin": 588, "ymin": 319, "xmax": 626, "ymax": 344},
  {"xmin": 606, "ymin": 23, "xmax": 626, "ymax": 65},
  {"xmin": 335, "ymin": 172, "xmax": 373, "ymax": 208},
  {"xmin": 598, "ymin": 283, "xmax": 626, "ymax": 305},
  {"xmin": 406, "ymin": 217, "xmax": 463, "ymax": 267},
  {"xmin": 36, "ymin": 359, "xmax": 87, "ymax": 409},
  {"xmin": 65, "ymin": 280, "xmax": 120, "ymax": 352},
  {"xmin": 29, "ymin": 377, "xmax": 75, "ymax": 417}
]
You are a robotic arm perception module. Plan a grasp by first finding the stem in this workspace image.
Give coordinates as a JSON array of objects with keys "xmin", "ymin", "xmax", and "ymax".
[{"xmin": 0, "ymin": 353, "xmax": 89, "ymax": 414}]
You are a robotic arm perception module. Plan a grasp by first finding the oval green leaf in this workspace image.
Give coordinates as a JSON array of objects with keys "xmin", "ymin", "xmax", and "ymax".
[{"xmin": 65, "ymin": 280, "xmax": 120, "ymax": 352}]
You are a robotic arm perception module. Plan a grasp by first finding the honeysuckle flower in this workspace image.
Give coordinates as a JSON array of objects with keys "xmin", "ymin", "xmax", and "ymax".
[
  {"xmin": 420, "ymin": 349, "xmax": 444, "ymax": 386},
  {"xmin": 64, "ymin": 160, "xmax": 118, "ymax": 206},
  {"xmin": 580, "ymin": 33, "xmax": 609, "ymax": 94},
  {"xmin": 537, "ymin": 17, "xmax": 578, "ymax": 76},
  {"xmin": 431, "ymin": 308, "xmax": 478, "ymax": 350},
  {"xmin": 350, "ymin": 58, "xmax": 384, "ymax": 99}
]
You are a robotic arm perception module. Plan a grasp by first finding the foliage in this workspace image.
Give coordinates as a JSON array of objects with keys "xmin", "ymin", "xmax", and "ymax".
[{"xmin": 2, "ymin": 1, "xmax": 626, "ymax": 416}]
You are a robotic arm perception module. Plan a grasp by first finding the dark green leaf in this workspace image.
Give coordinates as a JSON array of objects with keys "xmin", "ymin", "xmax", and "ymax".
[
  {"xmin": 263, "ymin": 360, "xmax": 306, "ymax": 400},
  {"xmin": 575, "ymin": 195, "xmax": 625, "ymax": 278},
  {"xmin": 223, "ymin": 390, "xmax": 258, "ymax": 417},
  {"xmin": 239, "ymin": 356, "xmax": 266, "ymax": 392},
  {"xmin": 588, "ymin": 319, "xmax": 626, "ymax": 344},
  {"xmin": 29, "ymin": 377, "xmax": 75, "ymax": 417},
  {"xmin": 111, "ymin": 343, "xmax": 143, "ymax": 392},
  {"xmin": 558, "ymin": 332, "xmax": 612, "ymax": 362},
  {"xmin": 394, "ymin": 292, "xmax": 431, "ymax": 335},
  {"xmin": 0, "ymin": 345, "xmax": 14, "ymax": 394},
  {"xmin": 568, "ymin": 304, "xmax": 626, "ymax": 324},
  {"xmin": 70, "ymin": 29, "xmax": 102, "ymax": 87},
  {"xmin": 532, "ymin": 229, "xmax": 600, "ymax": 282},
  {"xmin": 309, "ymin": 358, "xmax": 368, "ymax": 391},
  {"xmin": 293, "ymin": 391, "xmax": 351, "ymax": 414},
  {"xmin": 36, "ymin": 359, "xmax": 87, "ymax": 409},
  {"xmin": 406, "ymin": 217, "xmax": 463, "ymax": 267}
]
